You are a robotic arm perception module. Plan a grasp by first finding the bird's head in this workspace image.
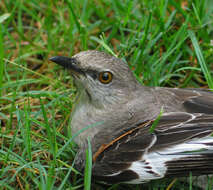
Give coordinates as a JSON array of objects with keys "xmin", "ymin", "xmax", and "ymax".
[{"xmin": 50, "ymin": 50, "xmax": 138, "ymax": 108}]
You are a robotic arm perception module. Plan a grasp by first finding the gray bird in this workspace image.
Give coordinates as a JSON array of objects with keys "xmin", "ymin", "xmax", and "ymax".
[{"xmin": 50, "ymin": 50, "xmax": 213, "ymax": 184}]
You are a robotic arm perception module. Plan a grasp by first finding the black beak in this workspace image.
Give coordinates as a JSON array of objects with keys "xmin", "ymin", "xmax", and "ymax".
[
  {"xmin": 49, "ymin": 56, "xmax": 85, "ymax": 76},
  {"xmin": 49, "ymin": 56, "xmax": 78, "ymax": 69}
]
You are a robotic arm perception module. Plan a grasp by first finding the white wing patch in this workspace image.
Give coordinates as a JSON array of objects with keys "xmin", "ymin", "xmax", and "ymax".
[{"xmin": 127, "ymin": 135, "xmax": 213, "ymax": 184}]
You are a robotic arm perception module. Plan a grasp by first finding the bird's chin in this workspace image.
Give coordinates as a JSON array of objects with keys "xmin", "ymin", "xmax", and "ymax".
[
  {"xmin": 72, "ymin": 77, "xmax": 85, "ymax": 92},
  {"xmin": 70, "ymin": 72, "xmax": 81, "ymax": 85},
  {"xmin": 70, "ymin": 70, "xmax": 80, "ymax": 79}
]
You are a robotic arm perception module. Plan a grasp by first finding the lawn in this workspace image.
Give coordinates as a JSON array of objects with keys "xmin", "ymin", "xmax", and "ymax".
[{"xmin": 0, "ymin": 0, "xmax": 213, "ymax": 189}]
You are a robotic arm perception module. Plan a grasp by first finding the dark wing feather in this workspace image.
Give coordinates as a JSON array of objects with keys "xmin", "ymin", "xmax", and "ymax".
[
  {"xmin": 165, "ymin": 155, "xmax": 213, "ymax": 177},
  {"xmin": 92, "ymin": 125, "xmax": 155, "ymax": 176},
  {"xmin": 166, "ymin": 88, "xmax": 213, "ymax": 114},
  {"xmin": 183, "ymin": 95, "xmax": 213, "ymax": 113},
  {"xmin": 92, "ymin": 112, "xmax": 213, "ymax": 183}
]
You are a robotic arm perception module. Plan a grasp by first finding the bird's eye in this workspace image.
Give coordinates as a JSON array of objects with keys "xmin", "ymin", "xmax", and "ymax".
[{"xmin": 98, "ymin": 71, "xmax": 113, "ymax": 84}]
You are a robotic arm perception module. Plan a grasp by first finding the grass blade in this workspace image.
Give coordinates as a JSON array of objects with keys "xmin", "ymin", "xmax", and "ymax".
[
  {"xmin": 188, "ymin": 30, "xmax": 213, "ymax": 89},
  {"xmin": 0, "ymin": 24, "xmax": 4, "ymax": 96},
  {"xmin": 84, "ymin": 138, "xmax": 92, "ymax": 190}
]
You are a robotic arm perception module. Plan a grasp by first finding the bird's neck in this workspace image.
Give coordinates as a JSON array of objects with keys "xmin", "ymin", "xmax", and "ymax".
[{"xmin": 70, "ymin": 88, "xmax": 133, "ymax": 147}]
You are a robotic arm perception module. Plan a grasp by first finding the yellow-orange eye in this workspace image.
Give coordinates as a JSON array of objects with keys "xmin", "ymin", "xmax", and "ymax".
[{"xmin": 98, "ymin": 71, "xmax": 113, "ymax": 84}]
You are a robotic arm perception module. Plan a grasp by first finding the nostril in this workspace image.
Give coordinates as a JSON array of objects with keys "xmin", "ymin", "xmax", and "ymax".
[{"xmin": 70, "ymin": 57, "xmax": 78, "ymax": 65}]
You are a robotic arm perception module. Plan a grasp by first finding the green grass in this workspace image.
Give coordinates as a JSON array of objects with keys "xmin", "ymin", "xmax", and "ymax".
[{"xmin": 0, "ymin": 0, "xmax": 213, "ymax": 189}]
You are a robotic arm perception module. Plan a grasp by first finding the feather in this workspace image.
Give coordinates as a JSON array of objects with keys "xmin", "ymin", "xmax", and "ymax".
[{"xmin": 91, "ymin": 111, "xmax": 213, "ymax": 183}]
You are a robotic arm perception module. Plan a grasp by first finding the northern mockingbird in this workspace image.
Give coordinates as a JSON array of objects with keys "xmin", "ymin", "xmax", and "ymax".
[{"xmin": 50, "ymin": 50, "xmax": 213, "ymax": 184}]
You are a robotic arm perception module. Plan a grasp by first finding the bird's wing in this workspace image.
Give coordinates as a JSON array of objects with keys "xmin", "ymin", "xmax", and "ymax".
[
  {"xmin": 92, "ymin": 112, "xmax": 213, "ymax": 184},
  {"xmin": 164, "ymin": 88, "xmax": 213, "ymax": 114}
]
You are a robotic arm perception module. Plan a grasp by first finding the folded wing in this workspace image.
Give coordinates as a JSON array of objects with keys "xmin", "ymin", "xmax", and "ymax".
[{"xmin": 93, "ymin": 112, "xmax": 213, "ymax": 184}]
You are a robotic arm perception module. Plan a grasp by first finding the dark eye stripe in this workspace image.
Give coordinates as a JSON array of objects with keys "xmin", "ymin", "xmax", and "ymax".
[{"xmin": 85, "ymin": 69, "xmax": 98, "ymax": 79}]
